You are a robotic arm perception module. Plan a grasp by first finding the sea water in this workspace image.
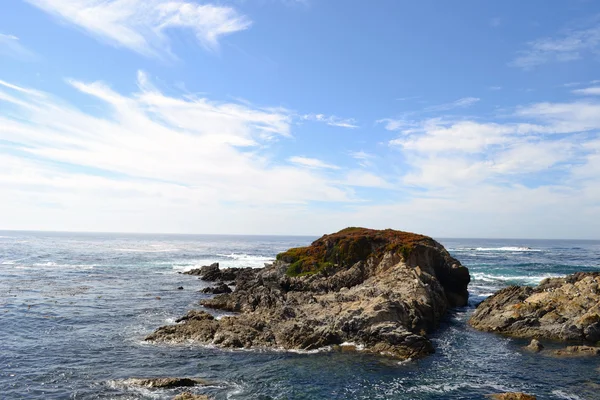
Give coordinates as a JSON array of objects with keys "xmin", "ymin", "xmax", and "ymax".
[{"xmin": 1, "ymin": 231, "xmax": 599, "ymax": 399}]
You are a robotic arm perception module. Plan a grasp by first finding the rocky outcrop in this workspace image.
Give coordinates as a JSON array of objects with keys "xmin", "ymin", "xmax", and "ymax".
[
  {"xmin": 184, "ymin": 263, "xmax": 256, "ymax": 284},
  {"xmin": 552, "ymin": 345, "xmax": 600, "ymax": 357},
  {"xmin": 147, "ymin": 228, "xmax": 470, "ymax": 360},
  {"xmin": 524, "ymin": 339, "xmax": 543, "ymax": 353},
  {"xmin": 123, "ymin": 377, "xmax": 208, "ymax": 388},
  {"xmin": 470, "ymin": 272, "xmax": 600, "ymax": 342},
  {"xmin": 201, "ymin": 283, "xmax": 232, "ymax": 294},
  {"xmin": 173, "ymin": 393, "xmax": 210, "ymax": 400},
  {"xmin": 488, "ymin": 393, "xmax": 536, "ymax": 400}
]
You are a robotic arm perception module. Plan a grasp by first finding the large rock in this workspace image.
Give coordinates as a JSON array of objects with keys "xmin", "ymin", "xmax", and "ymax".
[
  {"xmin": 123, "ymin": 377, "xmax": 208, "ymax": 388},
  {"xmin": 470, "ymin": 272, "xmax": 600, "ymax": 342},
  {"xmin": 184, "ymin": 263, "xmax": 256, "ymax": 283},
  {"xmin": 201, "ymin": 283, "xmax": 232, "ymax": 294},
  {"xmin": 146, "ymin": 228, "xmax": 470, "ymax": 360}
]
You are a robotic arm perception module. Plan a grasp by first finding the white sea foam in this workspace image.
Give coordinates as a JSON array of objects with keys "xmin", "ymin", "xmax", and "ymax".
[
  {"xmin": 116, "ymin": 248, "xmax": 180, "ymax": 253},
  {"xmin": 28, "ymin": 262, "xmax": 95, "ymax": 270},
  {"xmin": 472, "ymin": 272, "xmax": 564, "ymax": 285},
  {"xmin": 551, "ymin": 390, "xmax": 584, "ymax": 400},
  {"xmin": 339, "ymin": 341, "xmax": 366, "ymax": 351},
  {"xmin": 401, "ymin": 380, "xmax": 517, "ymax": 395},
  {"xmin": 451, "ymin": 246, "xmax": 540, "ymax": 252},
  {"xmin": 172, "ymin": 253, "xmax": 274, "ymax": 272},
  {"xmin": 477, "ymin": 246, "xmax": 540, "ymax": 252}
]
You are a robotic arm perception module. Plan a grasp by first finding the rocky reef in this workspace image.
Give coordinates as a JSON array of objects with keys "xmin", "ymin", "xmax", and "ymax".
[
  {"xmin": 470, "ymin": 272, "xmax": 600, "ymax": 343},
  {"xmin": 488, "ymin": 394, "xmax": 536, "ymax": 400},
  {"xmin": 146, "ymin": 228, "xmax": 470, "ymax": 359}
]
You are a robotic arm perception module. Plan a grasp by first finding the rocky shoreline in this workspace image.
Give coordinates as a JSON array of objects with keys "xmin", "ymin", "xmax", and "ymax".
[
  {"xmin": 146, "ymin": 227, "xmax": 470, "ymax": 359},
  {"xmin": 469, "ymin": 272, "xmax": 600, "ymax": 343},
  {"xmin": 140, "ymin": 228, "xmax": 599, "ymax": 399}
]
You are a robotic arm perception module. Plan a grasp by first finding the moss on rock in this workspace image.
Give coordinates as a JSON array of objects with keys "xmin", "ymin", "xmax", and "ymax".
[{"xmin": 277, "ymin": 227, "xmax": 434, "ymax": 277}]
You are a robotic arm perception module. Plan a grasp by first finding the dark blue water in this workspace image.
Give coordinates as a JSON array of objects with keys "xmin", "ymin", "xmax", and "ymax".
[{"xmin": 1, "ymin": 232, "xmax": 599, "ymax": 399}]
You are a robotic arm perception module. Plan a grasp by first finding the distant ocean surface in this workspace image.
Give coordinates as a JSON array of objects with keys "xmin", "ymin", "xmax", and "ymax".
[{"xmin": 1, "ymin": 231, "xmax": 599, "ymax": 399}]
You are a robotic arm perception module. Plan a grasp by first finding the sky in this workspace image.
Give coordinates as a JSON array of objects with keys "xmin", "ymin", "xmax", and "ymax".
[{"xmin": 1, "ymin": 0, "xmax": 600, "ymax": 239}]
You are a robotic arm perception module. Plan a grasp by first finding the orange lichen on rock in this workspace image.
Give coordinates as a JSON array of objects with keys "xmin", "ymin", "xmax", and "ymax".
[{"xmin": 277, "ymin": 227, "xmax": 434, "ymax": 276}]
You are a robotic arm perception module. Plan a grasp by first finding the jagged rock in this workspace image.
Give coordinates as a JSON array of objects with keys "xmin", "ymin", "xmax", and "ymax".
[
  {"xmin": 201, "ymin": 283, "xmax": 232, "ymax": 294},
  {"xmin": 184, "ymin": 263, "xmax": 257, "ymax": 284},
  {"xmin": 488, "ymin": 393, "xmax": 536, "ymax": 400},
  {"xmin": 123, "ymin": 377, "xmax": 208, "ymax": 388},
  {"xmin": 173, "ymin": 393, "xmax": 210, "ymax": 400},
  {"xmin": 470, "ymin": 272, "xmax": 600, "ymax": 342},
  {"xmin": 183, "ymin": 263, "xmax": 219, "ymax": 276},
  {"xmin": 146, "ymin": 228, "xmax": 470, "ymax": 360},
  {"xmin": 525, "ymin": 339, "xmax": 543, "ymax": 352},
  {"xmin": 553, "ymin": 345, "xmax": 600, "ymax": 357}
]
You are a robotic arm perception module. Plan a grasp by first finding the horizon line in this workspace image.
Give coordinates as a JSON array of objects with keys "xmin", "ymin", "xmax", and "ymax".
[{"xmin": 0, "ymin": 228, "xmax": 598, "ymax": 242}]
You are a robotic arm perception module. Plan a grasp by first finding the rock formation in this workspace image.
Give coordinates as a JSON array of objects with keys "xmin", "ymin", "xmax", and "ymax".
[
  {"xmin": 552, "ymin": 345, "xmax": 600, "ymax": 357},
  {"xmin": 201, "ymin": 283, "xmax": 232, "ymax": 294},
  {"xmin": 146, "ymin": 228, "xmax": 470, "ymax": 360},
  {"xmin": 488, "ymin": 393, "xmax": 536, "ymax": 400},
  {"xmin": 470, "ymin": 272, "xmax": 600, "ymax": 343},
  {"xmin": 524, "ymin": 339, "xmax": 543, "ymax": 353},
  {"xmin": 172, "ymin": 393, "xmax": 210, "ymax": 400},
  {"xmin": 122, "ymin": 377, "xmax": 208, "ymax": 388}
]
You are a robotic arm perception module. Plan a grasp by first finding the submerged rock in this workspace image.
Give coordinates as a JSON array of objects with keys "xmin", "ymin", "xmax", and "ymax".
[
  {"xmin": 552, "ymin": 345, "xmax": 600, "ymax": 357},
  {"xmin": 525, "ymin": 339, "xmax": 544, "ymax": 353},
  {"xmin": 489, "ymin": 393, "xmax": 536, "ymax": 400},
  {"xmin": 147, "ymin": 228, "xmax": 470, "ymax": 360},
  {"xmin": 173, "ymin": 393, "xmax": 210, "ymax": 400},
  {"xmin": 123, "ymin": 377, "xmax": 208, "ymax": 388},
  {"xmin": 469, "ymin": 272, "xmax": 600, "ymax": 342}
]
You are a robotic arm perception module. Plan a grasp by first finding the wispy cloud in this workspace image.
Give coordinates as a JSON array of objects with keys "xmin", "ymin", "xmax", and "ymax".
[
  {"xmin": 348, "ymin": 150, "xmax": 374, "ymax": 167},
  {"xmin": 511, "ymin": 21, "xmax": 600, "ymax": 69},
  {"xmin": 385, "ymin": 99, "xmax": 600, "ymax": 190},
  {"xmin": 24, "ymin": 0, "xmax": 252, "ymax": 57},
  {"xmin": 572, "ymin": 87, "xmax": 600, "ymax": 96},
  {"xmin": 301, "ymin": 113, "xmax": 358, "ymax": 128},
  {"xmin": 490, "ymin": 17, "xmax": 501, "ymax": 28},
  {"xmin": 0, "ymin": 33, "xmax": 36, "ymax": 60},
  {"xmin": 0, "ymin": 72, "xmax": 355, "ymax": 226},
  {"xmin": 424, "ymin": 97, "xmax": 480, "ymax": 112},
  {"xmin": 288, "ymin": 156, "xmax": 340, "ymax": 170}
]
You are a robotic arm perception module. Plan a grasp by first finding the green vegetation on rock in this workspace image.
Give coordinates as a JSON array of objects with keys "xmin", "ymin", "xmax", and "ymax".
[{"xmin": 276, "ymin": 227, "xmax": 433, "ymax": 277}]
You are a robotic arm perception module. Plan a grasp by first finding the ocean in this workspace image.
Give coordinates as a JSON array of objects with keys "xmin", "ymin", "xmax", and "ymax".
[{"xmin": 1, "ymin": 231, "xmax": 599, "ymax": 399}]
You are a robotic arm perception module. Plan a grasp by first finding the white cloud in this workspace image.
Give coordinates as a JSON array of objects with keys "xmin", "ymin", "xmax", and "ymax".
[
  {"xmin": 0, "ymin": 72, "xmax": 356, "ymax": 230},
  {"xmin": 572, "ymin": 86, "xmax": 600, "ymax": 96},
  {"xmin": 24, "ymin": 0, "xmax": 252, "ymax": 57},
  {"xmin": 2, "ymin": 75, "xmax": 600, "ymax": 238},
  {"xmin": 511, "ymin": 23, "xmax": 600, "ymax": 69},
  {"xmin": 0, "ymin": 33, "xmax": 36, "ymax": 60},
  {"xmin": 386, "ymin": 100, "xmax": 600, "ymax": 191},
  {"xmin": 301, "ymin": 113, "xmax": 358, "ymax": 128},
  {"xmin": 348, "ymin": 150, "xmax": 374, "ymax": 167},
  {"xmin": 425, "ymin": 97, "xmax": 480, "ymax": 112},
  {"xmin": 516, "ymin": 101, "xmax": 600, "ymax": 133},
  {"xmin": 288, "ymin": 156, "xmax": 340, "ymax": 170},
  {"xmin": 343, "ymin": 170, "xmax": 391, "ymax": 188}
]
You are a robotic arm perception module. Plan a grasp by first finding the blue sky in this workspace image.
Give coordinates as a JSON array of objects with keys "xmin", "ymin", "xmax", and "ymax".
[{"xmin": 1, "ymin": 0, "xmax": 600, "ymax": 238}]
